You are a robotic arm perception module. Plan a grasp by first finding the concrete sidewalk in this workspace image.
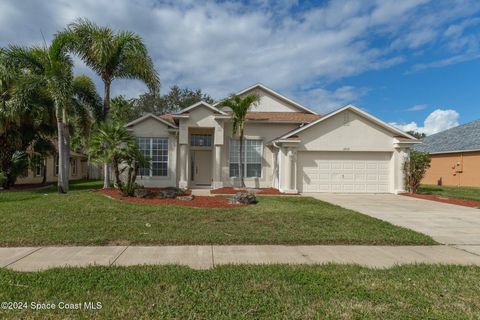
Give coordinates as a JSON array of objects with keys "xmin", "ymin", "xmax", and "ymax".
[{"xmin": 2, "ymin": 245, "xmax": 480, "ymax": 271}]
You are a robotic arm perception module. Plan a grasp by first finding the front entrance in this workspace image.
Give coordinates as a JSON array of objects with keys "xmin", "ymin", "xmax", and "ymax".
[{"xmin": 191, "ymin": 150, "xmax": 212, "ymax": 186}]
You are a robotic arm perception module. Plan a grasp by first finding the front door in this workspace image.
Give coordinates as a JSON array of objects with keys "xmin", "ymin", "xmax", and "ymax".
[{"xmin": 192, "ymin": 150, "xmax": 212, "ymax": 186}]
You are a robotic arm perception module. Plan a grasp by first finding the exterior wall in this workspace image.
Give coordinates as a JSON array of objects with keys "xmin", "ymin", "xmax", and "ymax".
[
  {"xmin": 16, "ymin": 155, "xmax": 86, "ymax": 184},
  {"xmin": 221, "ymin": 122, "xmax": 298, "ymax": 188},
  {"xmin": 284, "ymin": 110, "xmax": 408, "ymax": 193},
  {"xmin": 297, "ymin": 110, "xmax": 395, "ymax": 152},
  {"xmin": 422, "ymin": 151, "xmax": 480, "ymax": 187},
  {"xmin": 127, "ymin": 117, "xmax": 178, "ymax": 188},
  {"xmin": 239, "ymin": 88, "xmax": 303, "ymax": 113}
]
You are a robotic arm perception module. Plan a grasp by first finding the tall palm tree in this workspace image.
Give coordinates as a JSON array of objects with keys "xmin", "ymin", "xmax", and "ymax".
[
  {"xmin": 62, "ymin": 19, "xmax": 160, "ymax": 188},
  {"xmin": 3, "ymin": 39, "xmax": 101, "ymax": 193},
  {"xmin": 219, "ymin": 94, "xmax": 258, "ymax": 188}
]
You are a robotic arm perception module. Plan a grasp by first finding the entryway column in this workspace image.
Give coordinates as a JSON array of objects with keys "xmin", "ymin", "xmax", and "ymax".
[
  {"xmin": 284, "ymin": 147, "xmax": 297, "ymax": 193},
  {"xmin": 179, "ymin": 144, "xmax": 188, "ymax": 188},
  {"xmin": 213, "ymin": 145, "xmax": 223, "ymax": 189}
]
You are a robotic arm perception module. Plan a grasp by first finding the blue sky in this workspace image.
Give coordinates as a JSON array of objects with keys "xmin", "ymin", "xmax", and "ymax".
[{"xmin": 1, "ymin": 0, "xmax": 479, "ymax": 135}]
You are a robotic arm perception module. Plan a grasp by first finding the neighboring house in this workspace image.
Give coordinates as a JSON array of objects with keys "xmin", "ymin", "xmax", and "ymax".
[
  {"xmin": 414, "ymin": 120, "xmax": 480, "ymax": 187},
  {"xmin": 16, "ymin": 152, "xmax": 93, "ymax": 185},
  {"xmin": 126, "ymin": 84, "xmax": 418, "ymax": 193}
]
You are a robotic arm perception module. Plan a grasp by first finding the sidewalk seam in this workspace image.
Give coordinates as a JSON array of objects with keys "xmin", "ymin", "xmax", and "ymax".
[
  {"xmin": 110, "ymin": 246, "xmax": 129, "ymax": 266},
  {"xmin": 451, "ymin": 245, "xmax": 480, "ymax": 258},
  {"xmin": 211, "ymin": 245, "xmax": 215, "ymax": 268},
  {"xmin": 3, "ymin": 247, "xmax": 43, "ymax": 268}
]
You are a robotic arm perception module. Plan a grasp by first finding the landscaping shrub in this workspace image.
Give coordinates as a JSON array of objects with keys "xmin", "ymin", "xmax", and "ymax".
[{"xmin": 403, "ymin": 151, "xmax": 431, "ymax": 193}]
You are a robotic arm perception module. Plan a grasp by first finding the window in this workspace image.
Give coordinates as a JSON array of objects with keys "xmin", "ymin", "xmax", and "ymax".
[
  {"xmin": 137, "ymin": 137, "xmax": 169, "ymax": 177},
  {"xmin": 229, "ymin": 139, "xmax": 262, "ymax": 178},
  {"xmin": 71, "ymin": 159, "xmax": 77, "ymax": 176},
  {"xmin": 190, "ymin": 134, "xmax": 212, "ymax": 147},
  {"xmin": 35, "ymin": 162, "xmax": 43, "ymax": 176}
]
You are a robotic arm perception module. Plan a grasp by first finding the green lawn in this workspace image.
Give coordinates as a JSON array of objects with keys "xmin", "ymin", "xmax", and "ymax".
[
  {"xmin": 0, "ymin": 180, "xmax": 434, "ymax": 246},
  {"xmin": 1, "ymin": 264, "xmax": 479, "ymax": 319},
  {"xmin": 418, "ymin": 184, "xmax": 480, "ymax": 201}
]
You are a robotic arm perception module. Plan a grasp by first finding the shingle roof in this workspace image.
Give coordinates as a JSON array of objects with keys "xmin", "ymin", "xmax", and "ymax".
[
  {"xmin": 159, "ymin": 112, "xmax": 321, "ymax": 125},
  {"xmin": 243, "ymin": 112, "xmax": 321, "ymax": 123},
  {"xmin": 414, "ymin": 120, "xmax": 480, "ymax": 154}
]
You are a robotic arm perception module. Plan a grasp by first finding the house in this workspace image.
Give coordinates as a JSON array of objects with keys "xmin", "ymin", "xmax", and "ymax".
[
  {"xmin": 16, "ymin": 152, "xmax": 91, "ymax": 185},
  {"xmin": 414, "ymin": 120, "xmax": 480, "ymax": 187},
  {"xmin": 125, "ymin": 84, "xmax": 418, "ymax": 193}
]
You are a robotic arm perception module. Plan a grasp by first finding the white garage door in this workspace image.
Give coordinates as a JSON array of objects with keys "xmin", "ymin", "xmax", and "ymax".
[{"xmin": 297, "ymin": 151, "xmax": 392, "ymax": 193}]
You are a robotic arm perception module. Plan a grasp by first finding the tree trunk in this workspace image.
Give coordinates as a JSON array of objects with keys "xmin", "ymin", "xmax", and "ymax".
[
  {"xmin": 102, "ymin": 79, "xmax": 111, "ymax": 189},
  {"xmin": 239, "ymin": 127, "xmax": 245, "ymax": 188},
  {"xmin": 63, "ymin": 109, "xmax": 70, "ymax": 193},
  {"xmin": 56, "ymin": 112, "xmax": 67, "ymax": 194},
  {"xmin": 112, "ymin": 158, "xmax": 122, "ymax": 189},
  {"xmin": 103, "ymin": 163, "xmax": 110, "ymax": 189},
  {"xmin": 103, "ymin": 80, "xmax": 111, "ymax": 120}
]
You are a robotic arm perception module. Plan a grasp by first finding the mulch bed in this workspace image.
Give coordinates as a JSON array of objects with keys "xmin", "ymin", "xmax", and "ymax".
[
  {"xmin": 97, "ymin": 188, "xmax": 245, "ymax": 209},
  {"xmin": 211, "ymin": 187, "xmax": 295, "ymax": 195},
  {"xmin": 401, "ymin": 193, "xmax": 480, "ymax": 208}
]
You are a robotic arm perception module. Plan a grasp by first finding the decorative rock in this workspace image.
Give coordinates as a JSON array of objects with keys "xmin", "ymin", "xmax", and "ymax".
[
  {"xmin": 177, "ymin": 195, "xmax": 194, "ymax": 201},
  {"xmin": 231, "ymin": 192, "xmax": 257, "ymax": 205},
  {"xmin": 134, "ymin": 188, "xmax": 151, "ymax": 198},
  {"xmin": 158, "ymin": 187, "xmax": 184, "ymax": 199}
]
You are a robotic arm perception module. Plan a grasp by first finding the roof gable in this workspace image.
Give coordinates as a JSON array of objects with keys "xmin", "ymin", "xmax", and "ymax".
[
  {"xmin": 213, "ymin": 83, "xmax": 318, "ymax": 115},
  {"xmin": 125, "ymin": 113, "xmax": 178, "ymax": 129},
  {"xmin": 414, "ymin": 120, "xmax": 480, "ymax": 154},
  {"xmin": 176, "ymin": 101, "xmax": 227, "ymax": 115},
  {"xmin": 277, "ymin": 104, "xmax": 417, "ymax": 141}
]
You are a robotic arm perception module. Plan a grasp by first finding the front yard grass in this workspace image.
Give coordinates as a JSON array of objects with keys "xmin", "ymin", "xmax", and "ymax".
[
  {"xmin": 418, "ymin": 184, "xmax": 480, "ymax": 202},
  {"xmin": 1, "ymin": 264, "xmax": 479, "ymax": 319},
  {"xmin": 0, "ymin": 180, "xmax": 435, "ymax": 246}
]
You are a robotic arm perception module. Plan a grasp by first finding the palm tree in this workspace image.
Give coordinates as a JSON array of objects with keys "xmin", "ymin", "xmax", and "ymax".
[
  {"xmin": 3, "ymin": 39, "xmax": 101, "ymax": 193},
  {"xmin": 61, "ymin": 18, "xmax": 160, "ymax": 188},
  {"xmin": 89, "ymin": 122, "xmax": 136, "ymax": 189},
  {"xmin": 219, "ymin": 94, "xmax": 259, "ymax": 188}
]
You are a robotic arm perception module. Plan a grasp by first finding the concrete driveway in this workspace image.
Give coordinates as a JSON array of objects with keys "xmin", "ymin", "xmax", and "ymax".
[{"xmin": 306, "ymin": 194, "xmax": 480, "ymax": 246}]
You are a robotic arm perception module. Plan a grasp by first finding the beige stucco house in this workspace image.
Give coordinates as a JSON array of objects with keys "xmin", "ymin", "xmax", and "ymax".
[
  {"xmin": 16, "ymin": 152, "xmax": 89, "ymax": 185},
  {"xmin": 126, "ymin": 84, "xmax": 419, "ymax": 193}
]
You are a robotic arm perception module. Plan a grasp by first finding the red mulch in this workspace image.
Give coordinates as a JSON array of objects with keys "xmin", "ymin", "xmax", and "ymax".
[
  {"xmin": 401, "ymin": 193, "xmax": 480, "ymax": 208},
  {"xmin": 211, "ymin": 187, "xmax": 294, "ymax": 195},
  {"xmin": 97, "ymin": 188, "xmax": 245, "ymax": 209}
]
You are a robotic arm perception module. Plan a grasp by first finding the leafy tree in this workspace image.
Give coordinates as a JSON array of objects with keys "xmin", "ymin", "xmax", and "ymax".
[
  {"xmin": 406, "ymin": 130, "xmax": 426, "ymax": 139},
  {"xmin": 161, "ymin": 85, "xmax": 215, "ymax": 113},
  {"xmin": 219, "ymin": 94, "xmax": 259, "ymax": 188},
  {"xmin": 403, "ymin": 151, "xmax": 431, "ymax": 193},
  {"xmin": 132, "ymin": 86, "xmax": 215, "ymax": 118},
  {"xmin": 63, "ymin": 18, "xmax": 160, "ymax": 188},
  {"xmin": 89, "ymin": 122, "xmax": 136, "ymax": 189},
  {"xmin": 4, "ymin": 40, "xmax": 101, "ymax": 193},
  {"xmin": 110, "ymin": 96, "xmax": 137, "ymax": 124}
]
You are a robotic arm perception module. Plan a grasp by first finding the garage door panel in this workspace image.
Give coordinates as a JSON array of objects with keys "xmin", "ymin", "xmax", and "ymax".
[{"xmin": 298, "ymin": 151, "xmax": 392, "ymax": 193}]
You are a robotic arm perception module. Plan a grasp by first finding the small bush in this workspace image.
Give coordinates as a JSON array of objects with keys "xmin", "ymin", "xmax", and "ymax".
[{"xmin": 403, "ymin": 151, "xmax": 431, "ymax": 193}]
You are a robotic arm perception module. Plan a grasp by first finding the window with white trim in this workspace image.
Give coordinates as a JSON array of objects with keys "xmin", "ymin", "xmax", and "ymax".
[
  {"xmin": 229, "ymin": 139, "xmax": 262, "ymax": 178},
  {"xmin": 34, "ymin": 156, "xmax": 43, "ymax": 176},
  {"xmin": 137, "ymin": 137, "xmax": 169, "ymax": 177}
]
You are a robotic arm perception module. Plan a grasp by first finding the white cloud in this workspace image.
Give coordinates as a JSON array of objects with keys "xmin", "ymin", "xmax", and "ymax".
[
  {"xmin": 295, "ymin": 86, "xmax": 369, "ymax": 113},
  {"xmin": 406, "ymin": 104, "xmax": 427, "ymax": 111},
  {"xmin": 390, "ymin": 109, "xmax": 460, "ymax": 135},
  {"xmin": 0, "ymin": 0, "xmax": 479, "ymax": 109}
]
